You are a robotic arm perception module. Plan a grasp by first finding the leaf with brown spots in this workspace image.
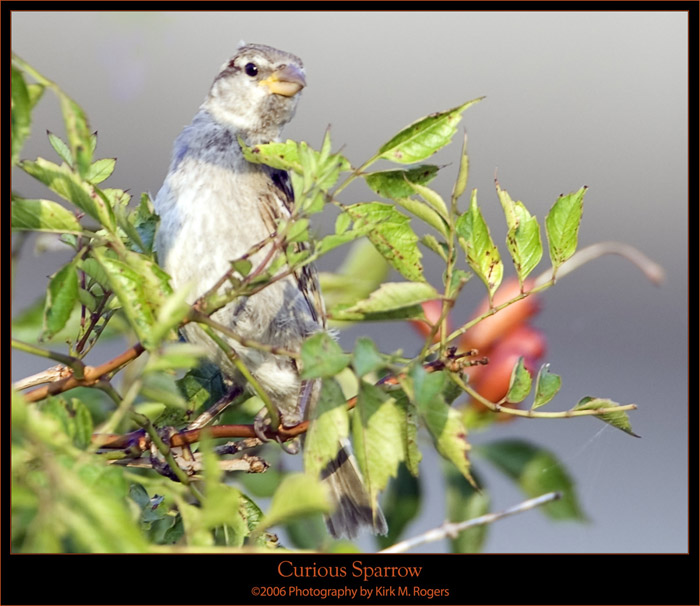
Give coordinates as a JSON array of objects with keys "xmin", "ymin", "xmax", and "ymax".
[{"xmin": 377, "ymin": 98, "xmax": 484, "ymax": 165}]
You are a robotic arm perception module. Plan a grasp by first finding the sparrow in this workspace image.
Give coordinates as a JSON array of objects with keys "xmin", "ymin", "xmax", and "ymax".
[{"xmin": 153, "ymin": 43, "xmax": 386, "ymax": 539}]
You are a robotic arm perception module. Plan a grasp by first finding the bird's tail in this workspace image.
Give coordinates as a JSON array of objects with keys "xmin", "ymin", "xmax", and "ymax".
[{"xmin": 320, "ymin": 439, "xmax": 387, "ymax": 539}]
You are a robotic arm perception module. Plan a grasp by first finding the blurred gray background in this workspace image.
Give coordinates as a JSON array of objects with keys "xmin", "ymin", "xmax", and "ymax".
[{"xmin": 11, "ymin": 11, "xmax": 688, "ymax": 553}]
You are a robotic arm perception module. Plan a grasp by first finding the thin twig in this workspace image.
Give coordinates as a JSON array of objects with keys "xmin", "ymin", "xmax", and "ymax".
[
  {"xmin": 534, "ymin": 241, "xmax": 665, "ymax": 287},
  {"xmin": 450, "ymin": 372, "xmax": 637, "ymax": 419},
  {"xmin": 380, "ymin": 492, "xmax": 561, "ymax": 553}
]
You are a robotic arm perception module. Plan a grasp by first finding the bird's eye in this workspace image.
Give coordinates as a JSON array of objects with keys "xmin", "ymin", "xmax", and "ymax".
[{"xmin": 244, "ymin": 62, "xmax": 258, "ymax": 77}]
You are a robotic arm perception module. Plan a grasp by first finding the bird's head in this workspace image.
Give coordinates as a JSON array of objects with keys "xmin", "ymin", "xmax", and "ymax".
[{"xmin": 205, "ymin": 43, "xmax": 306, "ymax": 143}]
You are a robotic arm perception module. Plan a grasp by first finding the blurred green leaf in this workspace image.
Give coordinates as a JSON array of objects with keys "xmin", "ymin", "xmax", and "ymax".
[
  {"xmin": 284, "ymin": 515, "xmax": 328, "ymax": 551},
  {"xmin": 456, "ymin": 190, "xmax": 503, "ymax": 301},
  {"xmin": 47, "ymin": 131, "xmax": 73, "ymax": 165},
  {"xmin": 352, "ymin": 381, "xmax": 405, "ymax": 508},
  {"xmin": 304, "ymin": 378, "xmax": 350, "ymax": 478},
  {"xmin": 393, "ymin": 197, "xmax": 449, "ymax": 238},
  {"xmin": 143, "ymin": 343, "xmax": 207, "ymax": 374},
  {"xmin": 172, "ymin": 363, "xmax": 226, "ymax": 423},
  {"xmin": 420, "ymin": 233, "xmax": 449, "ymax": 261},
  {"xmin": 572, "ymin": 397, "xmax": 639, "ymax": 437},
  {"xmin": 301, "ymin": 332, "xmax": 351, "ymax": 379},
  {"xmin": 532, "ymin": 364, "xmax": 561, "ymax": 409},
  {"xmin": 352, "ymin": 336, "xmax": 387, "ymax": 378},
  {"xmin": 330, "ymin": 281, "xmax": 438, "ymax": 322},
  {"xmin": 407, "ymin": 181, "xmax": 449, "ymax": 221},
  {"xmin": 11, "ymin": 195, "xmax": 83, "ymax": 234},
  {"xmin": 140, "ymin": 372, "xmax": 187, "ymax": 409},
  {"xmin": 445, "ymin": 464, "xmax": 490, "ymax": 553},
  {"xmin": 319, "ymin": 241, "xmax": 390, "ymax": 323},
  {"xmin": 375, "ymin": 464, "xmax": 421, "ymax": 549},
  {"xmin": 43, "ymin": 261, "xmax": 79, "ymax": 340},
  {"xmin": 478, "ymin": 439, "xmax": 586, "ymax": 521},
  {"xmin": 39, "ymin": 396, "xmax": 93, "ymax": 450},
  {"xmin": 378, "ymin": 98, "xmax": 483, "ymax": 164},
  {"xmin": 365, "ymin": 165, "xmax": 440, "ymax": 199},
  {"xmin": 11, "ymin": 65, "xmax": 44, "ymax": 166},
  {"xmin": 451, "ymin": 133, "xmax": 469, "ymax": 203},
  {"xmin": 545, "ymin": 187, "xmax": 586, "ymax": 271},
  {"xmin": 506, "ymin": 357, "xmax": 532, "ymax": 404},
  {"xmin": 259, "ymin": 473, "xmax": 332, "ymax": 531}
]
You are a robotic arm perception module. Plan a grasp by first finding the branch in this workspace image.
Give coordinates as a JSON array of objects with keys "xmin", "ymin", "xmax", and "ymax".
[
  {"xmin": 534, "ymin": 241, "xmax": 665, "ymax": 287},
  {"xmin": 380, "ymin": 492, "xmax": 561, "ymax": 553},
  {"xmin": 450, "ymin": 372, "xmax": 637, "ymax": 419},
  {"xmin": 21, "ymin": 342, "xmax": 145, "ymax": 403}
]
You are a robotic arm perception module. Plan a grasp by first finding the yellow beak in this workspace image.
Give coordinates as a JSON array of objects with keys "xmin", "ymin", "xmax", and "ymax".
[{"xmin": 259, "ymin": 64, "xmax": 306, "ymax": 97}]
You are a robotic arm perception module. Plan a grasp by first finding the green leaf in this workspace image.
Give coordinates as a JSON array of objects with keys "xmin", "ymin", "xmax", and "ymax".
[
  {"xmin": 140, "ymin": 372, "xmax": 187, "ymax": 409},
  {"xmin": 171, "ymin": 363, "xmax": 226, "ymax": 424},
  {"xmin": 505, "ymin": 357, "xmax": 532, "ymax": 404},
  {"xmin": 318, "ymin": 241, "xmax": 389, "ymax": 317},
  {"xmin": 59, "ymin": 97, "xmax": 93, "ymax": 178},
  {"xmin": 393, "ymin": 197, "xmax": 449, "ymax": 238},
  {"xmin": 375, "ymin": 464, "xmax": 421, "ymax": 549},
  {"xmin": 131, "ymin": 193, "xmax": 159, "ymax": 254},
  {"xmin": 47, "ymin": 131, "xmax": 73, "ymax": 166},
  {"xmin": 329, "ymin": 281, "xmax": 438, "ymax": 322},
  {"xmin": 352, "ymin": 337, "xmax": 387, "ymax": 378},
  {"xmin": 532, "ymin": 364, "xmax": 561, "ymax": 409},
  {"xmin": 407, "ymin": 181, "xmax": 449, "ymax": 221},
  {"xmin": 300, "ymin": 332, "xmax": 351, "ymax": 379},
  {"xmin": 352, "ymin": 381, "xmax": 405, "ymax": 507},
  {"xmin": 240, "ymin": 138, "xmax": 301, "ymax": 171},
  {"xmin": 378, "ymin": 98, "xmax": 484, "ymax": 164},
  {"xmin": 12, "ymin": 56, "xmax": 93, "ymax": 174},
  {"xmin": 497, "ymin": 183, "xmax": 543, "ymax": 283},
  {"xmin": 143, "ymin": 343, "xmax": 207, "ymax": 374},
  {"xmin": 365, "ymin": 165, "xmax": 440, "ymax": 199},
  {"xmin": 545, "ymin": 187, "xmax": 586, "ymax": 271},
  {"xmin": 334, "ymin": 211, "xmax": 352, "ymax": 235},
  {"xmin": 231, "ymin": 259, "xmax": 253, "ymax": 278},
  {"xmin": 445, "ymin": 464, "xmax": 490, "ymax": 553},
  {"xmin": 197, "ymin": 434, "xmax": 249, "ymax": 541},
  {"xmin": 259, "ymin": 473, "xmax": 332, "ymax": 531},
  {"xmin": 85, "ymin": 157, "xmax": 116, "ymax": 184},
  {"xmin": 345, "ymin": 202, "xmax": 424, "ymax": 281},
  {"xmin": 241, "ymin": 135, "xmax": 350, "ymax": 197},
  {"xmin": 451, "ymin": 132, "xmax": 470, "ymax": 204},
  {"xmin": 11, "ymin": 65, "xmax": 44, "ymax": 166},
  {"xmin": 572, "ymin": 397, "xmax": 639, "ymax": 437},
  {"xmin": 92, "ymin": 247, "xmax": 173, "ymax": 349},
  {"xmin": 19, "ymin": 158, "xmax": 115, "ymax": 231},
  {"xmin": 456, "ymin": 190, "xmax": 503, "ymax": 301},
  {"xmin": 395, "ymin": 390, "xmax": 422, "ymax": 476},
  {"xmin": 11, "ymin": 195, "xmax": 83, "ymax": 234},
  {"xmin": 39, "ymin": 396, "xmax": 94, "ymax": 449},
  {"xmin": 43, "ymin": 261, "xmax": 79, "ymax": 339},
  {"xmin": 304, "ymin": 378, "xmax": 350, "ymax": 478},
  {"xmin": 420, "ymin": 234, "xmax": 449, "ymax": 261},
  {"xmin": 478, "ymin": 439, "xmax": 586, "ymax": 520},
  {"xmin": 411, "ymin": 366, "xmax": 474, "ymax": 485}
]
